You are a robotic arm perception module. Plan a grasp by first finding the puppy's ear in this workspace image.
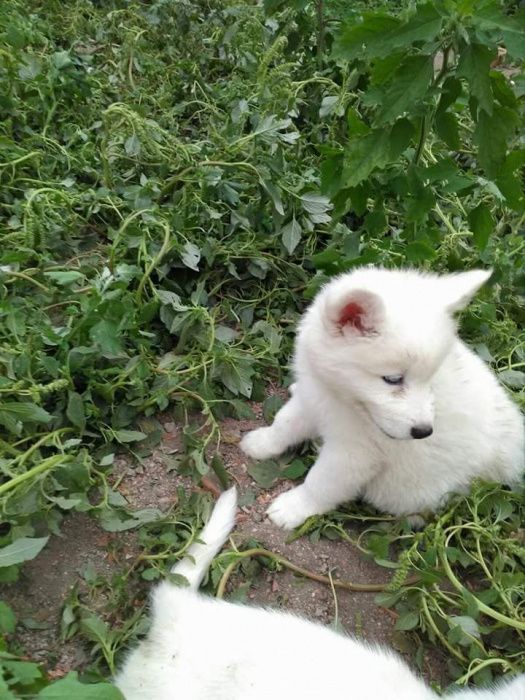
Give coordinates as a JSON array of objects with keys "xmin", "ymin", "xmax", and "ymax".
[
  {"xmin": 325, "ymin": 289, "xmax": 384, "ymax": 336},
  {"xmin": 441, "ymin": 269, "xmax": 492, "ymax": 313}
]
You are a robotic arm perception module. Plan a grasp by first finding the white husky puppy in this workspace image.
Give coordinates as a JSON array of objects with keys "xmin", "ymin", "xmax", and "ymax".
[
  {"xmin": 115, "ymin": 489, "xmax": 524, "ymax": 699},
  {"xmin": 240, "ymin": 267, "xmax": 524, "ymax": 529}
]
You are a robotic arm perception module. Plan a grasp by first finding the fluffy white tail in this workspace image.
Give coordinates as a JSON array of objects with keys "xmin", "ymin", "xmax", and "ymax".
[{"xmin": 171, "ymin": 487, "xmax": 237, "ymax": 590}]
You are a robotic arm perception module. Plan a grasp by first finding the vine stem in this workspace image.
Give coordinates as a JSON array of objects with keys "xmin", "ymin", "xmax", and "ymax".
[
  {"xmin": 215, "ymin": 547, "xmax": 418, "ymax": 599},
  {"xmin": 0, "ymin": 454, "xmax": 69, "ymax": 496},
  {"xmin": 441, "ymin": 530, "xmax": 525, "ymax": 631}
]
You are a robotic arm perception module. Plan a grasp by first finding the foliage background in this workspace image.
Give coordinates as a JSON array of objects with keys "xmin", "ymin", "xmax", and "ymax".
[{"xmin": 0, "ymin": 0, "xmax": 524, "ymax": 696}]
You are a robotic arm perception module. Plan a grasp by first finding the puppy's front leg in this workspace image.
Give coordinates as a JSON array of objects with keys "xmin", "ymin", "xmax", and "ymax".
[
  {"xmin": 267, "ymin": 443, "xmax": 367, "ymax": 530},
  {"xmin": 240, "ymin": 392, "xmax": 316, "ymax": 461}
]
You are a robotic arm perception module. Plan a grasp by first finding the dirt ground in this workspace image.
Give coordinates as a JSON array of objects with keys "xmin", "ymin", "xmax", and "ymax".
[{"xmin": 4, "ymin": 394, "xmax": 448, "ymax": 685}]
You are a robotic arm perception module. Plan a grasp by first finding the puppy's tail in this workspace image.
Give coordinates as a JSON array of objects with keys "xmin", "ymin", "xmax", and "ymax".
[{"xmin": 171, "ymin": 487, "xmax": 237, "ymax": 590}]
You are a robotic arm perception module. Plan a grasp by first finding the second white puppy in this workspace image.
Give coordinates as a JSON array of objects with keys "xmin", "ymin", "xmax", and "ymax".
[
  {"xmin": 115, "ymin": 488, "xmax": 525, "ymax": 700},
  {"xmin": 241, "ymin": 267, "xmax": 524, "ymax": 529}
]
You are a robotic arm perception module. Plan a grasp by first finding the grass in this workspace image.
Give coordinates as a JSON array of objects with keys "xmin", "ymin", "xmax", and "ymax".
[{"xmin": 0, "ymin": 0, "xmax": 524, "ymax": 696}]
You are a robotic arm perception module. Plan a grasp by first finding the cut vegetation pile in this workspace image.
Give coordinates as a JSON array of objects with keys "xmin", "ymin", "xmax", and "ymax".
[{"xmin": 0, "ymin": 0, "xmax": 524, "ymax": 696}]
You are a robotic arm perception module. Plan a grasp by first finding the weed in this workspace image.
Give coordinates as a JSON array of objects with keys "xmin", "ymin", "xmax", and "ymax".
[{"xmin": 0, "ymin": 0, "xmax": 523, "ymax": 695}]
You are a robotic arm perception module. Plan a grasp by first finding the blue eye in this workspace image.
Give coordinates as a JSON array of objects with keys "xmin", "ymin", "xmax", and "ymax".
[{"xmin": 382, "ymin": 375, "xmax": 404, "ymax": 386}]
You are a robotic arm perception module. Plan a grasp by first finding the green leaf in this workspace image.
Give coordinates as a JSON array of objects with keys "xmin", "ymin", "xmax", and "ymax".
[
  {"xmin": 89, "ymin": 320, "xmax": 124, "ymax": 356},
  {"xmin": 473, "ymin": 5, "xmax": 525, "ymax": 59},
  {"xmin": 491, "ymin": 71, "xmax": 518, "ymax": 110},
  {"xmin": 3, "ymin": 659, "xmax": 41, "ymax": 685},
  {"xmin": 449, "ymin": 615, "xmax": 480, "ymax": 639},
  {"xmin": 475, "ymin": 105, "xmax": 519, "ymax": 178},
  {"xmin": 384, "ymin": 2, "xmax": 442, "ymax": 47},
  {"xmin": 43, "ymin": 271, "xmax": 84, "ymax": 285},
  {"xmin": 262, "ymin": 395, "xmax": 284, "ymax": 422},
  {"xmin": 281, "ymin": 218, "xmax": 302, "ymax": 255},
  {"xmin": 388, "ymin": 118, "xmax": 414, "ymax": 159},
  {"xmin": 112, "ymin": 429, "xmax": 147, "ymax": 443},
  {"xmin": 498, "ymin": 369, "xmax": 525, "ymax": 388},
  {"xmin": 334, "ymin": 4, "xmax": 442, "ymax": 61},
  {"xmin": 0, "ymin": 601, "xmax": 16, "ymax": 634},
  {"xmin": 333, "ymin": 14, "xmax": 401, "ymax": 61},
  {"xmin": 300, "ymin": 193, "xmax": 332, "ymax": 223},
  {"xmin": 405, "ymin": 240, "xmax": 436, "ymax": 262},
  {"xmin": 0, "ymin": 537, "xmax": 49, "ymax": 568},
  {"xmin": 124, "ymin": 134, "xmax": 140, "ymax": 156},
  {"xmin": 263, "ymin": 181, "xmax": 285, "ymax": 216},
  {"xmin": 66, "ymin": 391, "xmax": 86, "ymax": 431},
  {"xmin": 373, "ymin": 55, "xmax": 433, "ymax": 125},
  {"xmin": 395, "ymin": 610, "xmax": 420, "ymax": 631},
  {"xmin": 38, "ymin": 672, "xmax": 124, "ymax": 699},
  {"xmin": 435, "ymin": 111, "xmax": 460, "ymax": 150},
  {"xmin": 457, "ymin": 44, "xmax": 494, "ymax": 115},
  {"xmin": 0, "ymin": 402, "xmax": 51, "ymax": 424},
  {"xmin": 437, "ymin": 77, "xmax": 462, "ymax": 114},
  {"xmin": 247, "ymin": 460, "xmax": 281, "ymax": 488},
  {"xmin": 496, "ymin": 150, "xmax": 525, "ymax": 212},
  {"xmin": 282, "ymin": 458, "xmax": 307, "ymax": 480},
  {"xmin": 342, "ymin": 130, "xmax": 391, "ymax": 188},
  {"xmin": 468, "ymin": 203, "xmax": 494, "ymax": 252},
  {"xmin": 181, "ymin": 242, "xmax": 201, "ymax": 271},
  {"xmin": 219, "ymin": 361, "xmax": 253, "ymax": 397}
]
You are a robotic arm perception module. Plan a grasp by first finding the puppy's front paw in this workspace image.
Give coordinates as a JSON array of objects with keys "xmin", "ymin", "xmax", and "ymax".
[
  {"xmin": 240, "ymin": 427, "xmax": 280, "ymax": 461},
  {"xmin": 267, "ymin": 487, "xmax": 319, "ymax": 530}
]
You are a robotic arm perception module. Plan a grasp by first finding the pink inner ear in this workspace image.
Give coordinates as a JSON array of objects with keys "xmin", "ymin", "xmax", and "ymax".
[{"xmin": 339, "ymin": 302, "xmax": 366, "ymax": 332}]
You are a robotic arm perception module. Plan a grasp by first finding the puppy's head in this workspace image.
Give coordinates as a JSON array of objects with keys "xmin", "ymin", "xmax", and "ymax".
[{"xmin": 303, "ymin": 268, "xmax": 492, "ymax": 440}]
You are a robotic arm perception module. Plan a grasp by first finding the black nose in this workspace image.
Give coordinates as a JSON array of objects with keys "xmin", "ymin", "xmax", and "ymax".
[{"xmin": 411, "ymin": 425, "xmax": 433, "ymax": 439}]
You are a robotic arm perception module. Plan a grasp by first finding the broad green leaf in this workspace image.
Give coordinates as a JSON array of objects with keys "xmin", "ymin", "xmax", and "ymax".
[
  {"xmin": 98, "ymin": 507, "xmax": 162, "ymax": 532},
  {"xmin": 435, "ymin": 110, "xmax": 460, "ymax": 150},
  {"xmin": 66, "ymin": 391, "xmax": 86, "ymax": 431},
  {"xmin": 282, "ymin": 459, "xmax": 308, "ymax": 480},
  {"xmin": 437, "ymin": 77, "xmax": 462, "ymax": 114},
  {"xmin": 112, "ymin": 429, "xmax": 147, "ymax": 443},
  {"xmin": 247, "ymin": 459, "xmax": 281, "ymax": 488},
  {"xmin": 300, "ymin": 193, "xmax": 333, "ymax": 223},
  {"xmin": 473, "ymin": 5, "xmax": 525, "ymax": 59},
  {"xmin": 491, "ymin": 71, "xmax": 518, "ymax": 110},
  {"xmin": 0, "ymin": 402, "xmax": 51, "ymax": 423},
  {"xmin": 457, "ymin": 44, "xmax": 493, "ymax": 115},
  {"xmin": 334, "ymin": 4, "xmax": 442, "ymax": 61},
  {"xmin": 2, "ymin": 660, "xmax": 41, "ymax": 685},
  {"xmin": 475, "ymin": 105, "xmax": 519, "ymax": 178},
  {"xmin": 181, "ymin": 242, "xmax": 201, "ymax": 271},
  {"xmin": 0, "ymin": 601, "xmax": 16, "ymax": 634},
  {"xmin": 496, "ymin": 150, "xmax": 525, "ymax": 212},
  {"xmin": 405, "ymin": 240, "xmax": 436, "ymax": 262},
  {"xmin": 373, "ymin": 55, "xmax": 433, "ymax": 125},
  {"xmin": 468, "ymin": 203, "xmax": 494, "ymax": 252},
  {"xmin": 333, "ymin": 14, "xmax": 401, "ymax": 61},
  {"xmin": 342, "ymin": 130, "xmax": 391, "ymax": 188},
  {"xmin": 388, "ymin": 118, "xmax": 414, "ymax": 159},
  {"xmin": 89, "ymin": 320, "xmax": 123, "ymax": 355},
  {"xmin": 0, "ymin": 537, "xmax": 49, "ymax": 568},
  {"xmin": 38, "ymin": 672, "xmax": 124, "ymax": 699},
  {"xmin": 262, "ymin": 394, "xmax": 284, "ymax": 422},
  {"xmin": 43, "ymin": 271, "xmax": 84, "ymax": 285},
  {"xmin": 384, "ymin": 2, "xmax": 442, "ymax": 47},
  {"xmin": 498, "ymin": 369, "xmax": 525, "ymax": 388},
  {"xmin": 124, "ymin": 134, "xmax": 140, "ymax": 156},
  {"xmin": 219, "ymin": 361, "xmax": 253, "ymax": 398},
  {"xmin": 263, "ymin": 181, "xmax": 285, "ymax": 216},
  {"xmin": 281, "ymin": 218, "xmax": 302, "ymax": 254},
  {"xmin": 395, "ymin": 610, "xmax": 420, "ymax": 631}
]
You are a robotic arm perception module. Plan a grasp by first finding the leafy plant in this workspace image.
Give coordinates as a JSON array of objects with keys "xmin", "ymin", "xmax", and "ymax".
[{"xmin": 0, "ymin": 0, "xmax": 523, "ymax": 694}]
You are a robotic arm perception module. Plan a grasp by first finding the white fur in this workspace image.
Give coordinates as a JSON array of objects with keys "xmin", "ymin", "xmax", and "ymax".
[
  {"xmin": 240, "ymin": 267, "xmax": 524, "ymax": 529},
  {"xmin": 115, "ymin": 488, "xmax": 524, "ymax": 699}
]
